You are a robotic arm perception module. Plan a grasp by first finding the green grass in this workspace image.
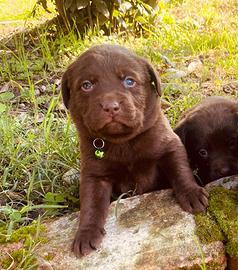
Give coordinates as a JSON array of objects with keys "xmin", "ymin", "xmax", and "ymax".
[
  {"xmin": 0, "ymin": 0, "xmax": 36, "ymax": 21},
  {"xmin": 0, "ymin": 0, "xmax": 238, "ymax": 268},
  {"xmin": 0, "ymin": 0, "xmax": 55, "ymax": 21}
]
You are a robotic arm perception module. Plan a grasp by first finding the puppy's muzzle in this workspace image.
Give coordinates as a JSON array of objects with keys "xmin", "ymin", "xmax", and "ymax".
[{"xmin": 100, "ymin": 100, "xmax": 121, "ymax": 117}]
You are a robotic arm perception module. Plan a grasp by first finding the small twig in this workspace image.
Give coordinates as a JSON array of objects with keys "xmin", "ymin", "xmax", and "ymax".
[
  {"xmin": 6, "ymin": 252, "xmax": 15, "ymax": 270},
  {"xmin": 87, "ymin": 3, "xmax": 93, "ymax": 29}
]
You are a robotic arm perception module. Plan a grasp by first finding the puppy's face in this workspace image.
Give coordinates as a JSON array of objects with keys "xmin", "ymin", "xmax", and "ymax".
[
  {"xmin": 175, "ymin": 99, "xmax": 238, "ymax": 184},
  {"xmin": 61, "ymin": 45, "xmax": 161, "ymax": 143}
]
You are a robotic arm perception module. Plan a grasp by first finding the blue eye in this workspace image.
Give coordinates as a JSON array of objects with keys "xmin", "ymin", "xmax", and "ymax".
[
  {"xmin": 81, "ymin": 80, "xmax": 94, "ymax": 92},
  {"xmin": 123, "ymin": 77, "xmax": 136, "ymax": 88}
]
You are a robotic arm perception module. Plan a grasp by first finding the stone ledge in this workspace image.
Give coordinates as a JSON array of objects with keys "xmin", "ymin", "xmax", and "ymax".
[
  {"xmin": 1, "ymin": 176, "xmax": 238, "ymax": 269},
  {"xmin": 35, "ymin": 189, "xmax": 227, "ymax": 270}
]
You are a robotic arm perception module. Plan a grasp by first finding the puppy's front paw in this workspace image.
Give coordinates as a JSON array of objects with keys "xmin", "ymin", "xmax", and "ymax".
[
  {"xmin": 176, "ymin": 186, "xmax": 209, "ymax": 214},
  {"xmin": 72, "ymin": 226, "xmax": 105, "ymax": 257}
]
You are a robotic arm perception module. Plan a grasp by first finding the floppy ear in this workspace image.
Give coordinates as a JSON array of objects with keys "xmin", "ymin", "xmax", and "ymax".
[
  {"xmin": 61, "ymin": 71, "xmax": 70, "ymax": 109},
  {"xmin": 148, "ymin": 64, "xmax": 162, "ymax": 96},
  {"xmin": 142, "ymin": 59, "xmax": 162, "ymax": 96},
  {"xmin": 174, "ymin": 119, "xmax": 198, "ymax": 151},
  {"xmin": 174, "ymin": 120, "xmax": 187, "ymax": 145}
]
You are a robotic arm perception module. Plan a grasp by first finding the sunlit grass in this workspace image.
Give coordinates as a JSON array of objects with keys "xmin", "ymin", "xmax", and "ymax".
[
  {"xmin": 0, "ymin": 0, "xmax": 237, "ymax": 266},
  {"xmin": 1, "ymin": 0, "xmax": 237, "ymax": 211},
  {"xmin": 0, "ymin": 0, "xmax": 37, "ymax": 21},
  {"xmin": 0, "ymin": 0, "xmax": 55, "ymax": 21}
]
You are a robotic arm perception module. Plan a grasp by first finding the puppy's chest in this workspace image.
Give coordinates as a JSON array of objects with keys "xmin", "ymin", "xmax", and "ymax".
[
  {"xmin": 106, "ymin": 143, "xmax": 136, "ymax": 163},
  {"xmin": 105, "ymin": 139, "xmax": 156, "ymax": 163},
  {"xmin": 110, "ymin": 160, "xmax": 158, "ymax": 195},
  {"xmin": 104, "ymin": 146, "xmax": 158, "ymax": 194}
]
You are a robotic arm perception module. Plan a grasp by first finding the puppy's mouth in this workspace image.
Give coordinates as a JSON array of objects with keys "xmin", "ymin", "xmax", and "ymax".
[
  {"xmin": 100, "ymin": 120, "xmax": 134, "ymax": 137},
  {"xmin": 86, "ymin": 111, "xmax": 144, "ymax": 142}
]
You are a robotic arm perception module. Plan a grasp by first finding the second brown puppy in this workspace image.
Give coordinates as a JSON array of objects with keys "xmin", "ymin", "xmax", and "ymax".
[
  {"xmin": 174, "ymin": 96, "xmax": 238, "ymax": 185},
  {"xmin": 61, "ymin": 45, "xmax": 208, "ymax": 257}
]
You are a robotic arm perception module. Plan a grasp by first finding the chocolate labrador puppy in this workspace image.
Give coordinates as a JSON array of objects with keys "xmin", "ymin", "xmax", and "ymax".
[
  {"xmin": 175, "ymin": 96, "xmax": 238, "ymax": 185},
  {"xmin": 61, "ymin": 44, "xmax": 208, "ymax": 257}
]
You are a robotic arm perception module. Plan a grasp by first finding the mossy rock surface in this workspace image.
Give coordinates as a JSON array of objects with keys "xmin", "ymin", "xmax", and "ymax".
[
  {"xmin": 195, "ymin": 185, "xmax": 238, "ymax": 260},
  {"xmin": 0, "ymin": 223, "xmax": 46, "ymax": 244},
  {"xmin": 209, "ymin": 187, "xmax": 238, "ymax": 258}
]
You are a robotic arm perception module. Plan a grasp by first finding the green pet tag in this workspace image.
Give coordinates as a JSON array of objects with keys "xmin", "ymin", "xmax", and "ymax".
[
  {"xmin": 95, "ymin": 149, "xmax": 105, "ymax": 159},
  {"xmin": 93, "ymin": 138, "xmax": 105, "ymax": 159}
]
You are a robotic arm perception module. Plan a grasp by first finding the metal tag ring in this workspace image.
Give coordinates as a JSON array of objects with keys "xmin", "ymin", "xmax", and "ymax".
[{"xmin": 93, "ymin": 138, "xmax": 105, "ymax": 149}]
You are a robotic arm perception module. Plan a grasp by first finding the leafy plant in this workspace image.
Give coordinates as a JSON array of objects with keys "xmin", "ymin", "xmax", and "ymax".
[
  {"xmin": 0, "ymin": 203, "xmax": 67, "ymax": 240},
  {"xmin": 37, "ymin": 0, "xmax": 158, "ymax": 33},
  {"xmin": 0, "ymin": 86, "xmax": 15, "ymax": 113}
]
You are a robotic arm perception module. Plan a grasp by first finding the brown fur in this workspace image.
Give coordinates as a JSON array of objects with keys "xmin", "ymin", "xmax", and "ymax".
[
  {"xmin": 175, "ymin": 96, "xmax": 238, "ymax": 185},
  {"xmin": 61, "ymin": 45, "xmax": 208, "ymax": 257}
]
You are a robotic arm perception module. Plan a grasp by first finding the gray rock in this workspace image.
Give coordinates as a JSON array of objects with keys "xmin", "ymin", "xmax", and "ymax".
[
  {"xmin": 35, "ymin": 87, "xmax": 41, "ymax": 96},
  {"xmin": 206, "ymin": 174, "xmax": 238, "ymax": 191},
  {"xmin": 35, "ymin": 189, "xmax": 226, "ymax": 270},
  {"xmin": 62, "ymin": 168, "xmax": 80, "ymax": 185},
  {"xmin": 160, "ymin": 54, "xmax": 176, "ymax": 68},
  {"xmin": 165, "ymin": 68, "xmax": 187, "ymax": 79},
  {"xmin": 222, "ymin": 81, "xmax": 238, "ymax": 94},
  {"xmin": 187, "ymin": 60, "xmax": 203, "ymax": 74}
]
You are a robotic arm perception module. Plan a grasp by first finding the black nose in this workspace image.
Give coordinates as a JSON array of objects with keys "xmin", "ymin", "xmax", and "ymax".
[
  {"xmin": 101, "ymin": 101, "xmax": 120, "ymax": 115},
  {"xmin": 219, "ymin": 166, "xmax": 230, "ymax": 176},
  {"xmin": 214, "ymin": 166, "xmax": 231, "ymax": 178}
]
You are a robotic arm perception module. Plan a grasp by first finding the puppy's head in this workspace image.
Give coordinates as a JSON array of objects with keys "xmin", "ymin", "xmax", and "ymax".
[
  {"xmin": 61, "ymin": 45, "xmax": 161, "ymax": 143},
  {"xmin": 175, "ymin": 97, "xmax": 238, "ymax": 184}
]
